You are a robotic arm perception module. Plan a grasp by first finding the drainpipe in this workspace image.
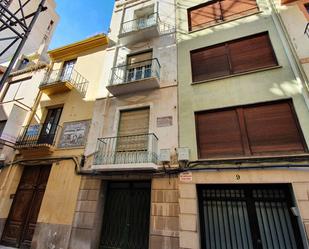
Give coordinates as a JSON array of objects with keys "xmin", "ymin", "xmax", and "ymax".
[{"xmin": 268, "ymin": 0, "xmax": 309, "ymax": 109}]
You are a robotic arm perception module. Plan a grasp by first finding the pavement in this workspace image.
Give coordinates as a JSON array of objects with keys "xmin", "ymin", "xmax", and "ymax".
[{"xmin": 0, "ymin": 246, "xmax": 17, "ymax": 249}]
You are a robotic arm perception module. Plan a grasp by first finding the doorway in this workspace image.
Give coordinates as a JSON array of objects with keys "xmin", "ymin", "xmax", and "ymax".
[
  {"xmin": 1, "ymin": 165, "xmax": 51, "ymax": 248},
  {"xmin": 99, "ymin": 181, "xmax": 151, "ymax": 249}
]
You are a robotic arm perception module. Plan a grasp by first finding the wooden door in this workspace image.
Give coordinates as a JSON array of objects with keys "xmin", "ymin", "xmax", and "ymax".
[{"xmin": 1, "ymin": 165, "xmax": 51, "ymax": 248}]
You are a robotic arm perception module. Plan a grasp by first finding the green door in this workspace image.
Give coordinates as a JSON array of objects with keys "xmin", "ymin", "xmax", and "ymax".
[{"xmin": 100, "ymin": 181, "xmax": 151, "ymax": 249}]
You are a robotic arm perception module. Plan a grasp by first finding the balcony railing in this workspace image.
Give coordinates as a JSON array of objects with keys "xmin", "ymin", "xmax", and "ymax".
[
  {"xmin": 94, "ymin": 133, "xmax": 158, "ymax": 165},
  {"xmin": 121, "ymin": 12, "xmax": 159, "ymax": 35},
  {"xmin": 16, "ymin": 123, "xmax": 61, "ymax": 147},
  {"xmin": 305, "ymin": 23, "xmax": 309, "ymax": 38},
  {"xmin": 40, "ymin": 68, "xmax": 89, "ymax": 97},
  {"xmin": 110, "ymin": 58, "xmax": 160, "ymax": 86}
]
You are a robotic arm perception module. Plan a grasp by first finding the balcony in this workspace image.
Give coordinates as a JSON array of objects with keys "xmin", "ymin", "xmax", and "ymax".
[
  {"xmin": 39, "ymin": 68, "xmax": 89, "ymax": 97},
  {"xmin": 107, "ymin": 58, "xmax": 160, "ymax": 96},
  {"xmin": 15, "ymin": 124, "xmax": 61, "ymax": 156},
  {"xmin": 119, "ymin": 13, "xmax": 160, "ymax": 44},
  {"xmin": 92, "ymin": 133, "xmax": 158, "ymax": 171}
]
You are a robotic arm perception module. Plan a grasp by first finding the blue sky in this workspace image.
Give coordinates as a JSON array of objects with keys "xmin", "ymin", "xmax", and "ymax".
[{"xmin": 49, "ymin": 0, "xmax": 114, "ymax": 49}]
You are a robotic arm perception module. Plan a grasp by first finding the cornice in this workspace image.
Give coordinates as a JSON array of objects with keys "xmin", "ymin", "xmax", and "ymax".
[{"xmin": 48, "ymin": 34, "xmax": 108, "ymax": 62}]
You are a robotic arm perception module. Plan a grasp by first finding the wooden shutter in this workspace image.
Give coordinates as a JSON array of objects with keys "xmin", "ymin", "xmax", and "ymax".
[
  {"xmin": 196, "ymin": 109, "xmax": 245, "ymax": 158},
  {"xmin": 244, "ymin": 101, "xmax": 306, "ymax": 155},
  {"xmin": 229, "ymin": 33, "xmax": 278, "ymax": 74},
  {"xmin": 221, "ymin": 0, "xmax": 258, "ymax": 21},
  {"xmin": 117, "ymin": 108, "xmax": 150, "ymax": 151},
  {"xmin": 188, "ymin": 2, "xmax": 220, "ymax": 31},
  {"xmin": 191, "ymin": 44, "xmax": 230, "ymax": 82}
]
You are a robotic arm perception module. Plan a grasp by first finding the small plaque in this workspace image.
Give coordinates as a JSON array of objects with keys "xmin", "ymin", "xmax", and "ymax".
[
  {"xmin": 179, "ymin": 172, "xmax": 192, "ymax": 183},
  {"xmin": 157, "ymin": 116, "xmax": 173, "ymax": 127}
]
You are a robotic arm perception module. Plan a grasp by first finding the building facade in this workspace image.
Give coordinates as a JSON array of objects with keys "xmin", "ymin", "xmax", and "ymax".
[
  {"xmin": 177, "ymin": 0, "xmax": 309, "ymax": 248},
  {"xmin": 76, "ymin": 0, "xmax": 180, "ymax": 248},
  {"xmin": 0, "ymin": 0, "xmax": 59, "ymax": 65},
  {"xmin": 0, "ymin": 34, "xmax": 108, "ymax": 249}
]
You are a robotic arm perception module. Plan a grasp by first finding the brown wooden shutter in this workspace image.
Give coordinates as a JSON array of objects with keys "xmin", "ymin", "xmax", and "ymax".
[
  {"xmin": 221, "ymin": 0, "xmax": 258, "ymax": 21},
  {"xmin": 191, "ymin": 44, "xmax": 230, "ymax": 82},
  {"xmin": 188, "ymin": 2, "xmax": 220, "ymax": 31},
  {"xmin": 117, "ymin": 108, "xmax": 150, "ymax": 151},
  {"xmin": 243, "ymin": 101, "xmax": 306, "ymax": 155},
  {"xmin": 195, "ymin": 109, "xmax": 245, "ymax": 158},
  {"xmin": 229, "ymin": 33, "xmax": 278, "ymax": 74}
]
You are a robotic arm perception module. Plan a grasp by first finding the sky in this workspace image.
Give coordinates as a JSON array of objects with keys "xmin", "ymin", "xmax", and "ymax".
[{"xmin": 49, "ymin": 0, "xmax": 114, "ymax": 50}]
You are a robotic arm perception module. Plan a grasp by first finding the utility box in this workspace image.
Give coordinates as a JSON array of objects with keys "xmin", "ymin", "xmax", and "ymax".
[
  {"xmin": 177, "ymin": 147, "xmax": 190, "ymax": 161},
  {"xmin": 159, "ymin": 149, "xmax": 171, "ymax": 162}
]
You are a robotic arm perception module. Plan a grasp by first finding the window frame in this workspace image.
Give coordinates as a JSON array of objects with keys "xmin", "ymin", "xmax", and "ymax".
[
  {"xmin": 187, "ymin": 0, "xmax": 260, "ymax": 32},
  {"xmin": 190, "ymin": 32, "xmax": 279, "ymax": 83},
  {"xmin": 195, "ymin": 99, "xmax": 308, "ymax": 159}
]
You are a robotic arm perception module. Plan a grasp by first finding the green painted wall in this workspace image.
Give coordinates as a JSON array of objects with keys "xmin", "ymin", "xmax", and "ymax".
[{"xmin": 177, "ymin": 0, "xmax": 309, "ymax": 160}]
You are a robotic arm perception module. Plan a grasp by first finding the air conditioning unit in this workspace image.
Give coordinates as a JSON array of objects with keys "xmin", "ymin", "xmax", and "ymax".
[
  {"xmin": 177, "ymin": 147, "xmax": 189, "ymax": 162},
  {"xmin": 159, "ymin": 149, "xmax": 171, "ymax": 163}
]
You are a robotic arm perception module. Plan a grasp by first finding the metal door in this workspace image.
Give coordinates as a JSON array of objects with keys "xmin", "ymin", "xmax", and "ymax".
[
  {"xmin": 1, "ymin": 165, "xmax": 51, "ymax": 248},
  {"xmin": 100, "ymin": 181, "xmax": 151, "ymax": 249},
  {"xmin": 197, "ymin": 184, "xmax": 305, "ymax": 249}
]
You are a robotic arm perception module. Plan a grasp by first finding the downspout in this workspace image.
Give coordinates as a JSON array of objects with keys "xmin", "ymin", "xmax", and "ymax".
[{"xmin": 267, "ymin": 0, "xmax": 309, "ymax": 109}]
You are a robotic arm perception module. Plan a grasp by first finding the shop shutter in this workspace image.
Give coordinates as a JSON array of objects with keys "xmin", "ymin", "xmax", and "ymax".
[
  {"xmin": 243, "ymin": 101, "xmax": 306, "ymax": 155},
  {"xmin": 191, "ymin": 44, "xmax": 230, "ymax": 82},
  {"xmin": 117, "ymin": 108, "xmax": 150, "ymax": 152},
  {"xmin": 229, "ymin": 33, "xmax": 278, "ymax": 74},
  {"xmin": 221, "ymin": 0, "xmax": 259, "ymax": 21},
  {"xmin": 195, "ymin": 109, "xmax": 245, "ymax": 158},
  {"xmin": 188, "ymin": 2, "xmax": 220, "ymax": 31}
]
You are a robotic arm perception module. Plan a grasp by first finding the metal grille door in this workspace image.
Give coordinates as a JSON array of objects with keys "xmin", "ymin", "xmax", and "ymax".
[
  {"xmin": 197, "ymin": 184, "xmax": 304, "ymax": 249},
  {"xmin": 100, "ymin": 182, "xmax": 151, "ymax": 249}
]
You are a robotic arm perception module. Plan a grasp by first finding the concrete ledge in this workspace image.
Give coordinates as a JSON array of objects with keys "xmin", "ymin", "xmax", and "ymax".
[{"xmin": 92, "ymin": 162, "xmax": 158, "ymax": 171}]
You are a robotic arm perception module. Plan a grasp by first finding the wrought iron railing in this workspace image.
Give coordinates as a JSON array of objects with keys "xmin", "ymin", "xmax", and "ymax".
[
  {"xmin": 121, "ymin": 12, "xmax": 159, "ymax": 34},
  {"xmin": 16, "ymin": 123, "xmax": 62, "ymax": 147},
  {"xmin": 110, "ymin": 58, "xmax": 160, "ymax": 86},
  {"xmin": 40, "ymin": 68, "xmax": 89, "ymax": 97},
  {"xmin": 94, "ymin": 133, "xmax": 158, "ymax": 165},
  {"xmin": 305, "ymin": 23, "xmax": 309, "ymax": 38}
]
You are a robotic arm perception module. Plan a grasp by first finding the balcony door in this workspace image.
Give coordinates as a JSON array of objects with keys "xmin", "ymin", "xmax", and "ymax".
[
  {"xmin": 38, "ymin": 107, "xmax": 62, "ymax": 145},
  {"xmin": 126, "ymin": 51, "xmax": 152, "ymax": 82},
  {"xmin": 60, "ymin": 59, "xmax": 76, "ymax": 81},
  {"xmin": 115, "ymin": 108, "xmax": 150, "ymax": 164}
]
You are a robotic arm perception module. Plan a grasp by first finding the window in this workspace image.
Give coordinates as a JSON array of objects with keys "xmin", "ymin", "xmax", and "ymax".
[
  {"xmin": 18, "ymin": 58, "xmax": 29, "ymax": 70},
  {"xmin": 126, "ymin": 51, "xmax": 153, "ymax": 82},
  {"xmin": 0, "ymin": 120, "xmax": 6, "ymax": 149},
  {"xmin": 188, "ymin": 0, "xmax": 259, "ymax": 31},
  {"xmin": 305, "ymin": 3, "xmax": 309, "ymax": 14},
  {"xmin": 197, "ymin": 184, "xmax": 305, "ymax": 249},
  {"xmin": 60, "ymin": 59, "xmax": 76, "ymax": 81},
  {"xmin": 195, "ymin": 100, "xmax": 307, "ymax": 159},
  {"xmin": 190, "ymin": 32, "xmax": 278, "ymax": 82}
]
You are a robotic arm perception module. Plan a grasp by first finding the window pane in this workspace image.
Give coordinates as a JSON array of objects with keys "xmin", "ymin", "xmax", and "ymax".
[
  {"xmin": 229, "ymin": 33, "xmax": 278, "ymax": 74},
  {"xmin": 191, "ymin": 45, "xmax": 230, "ymax": 82},
  {"xmin": 188, "ymin": 2, "xmax": 220, "ymax": 31},
  {"xmin": 221, "ymin": 0, "xmax": 259, "ymax": 21},
  {"xmin": 243, "ymin": 101, "xmax": 306, "ymax": 155},
  {"xmin": 195, "ymin": 109, "xmax": 244, "ymax": 158}
]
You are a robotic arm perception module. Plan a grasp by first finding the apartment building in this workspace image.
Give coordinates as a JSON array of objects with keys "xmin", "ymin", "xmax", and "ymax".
[
  {"xmin": 0, "ymin": 0, "xmax": 59, "ymax": 65},
  {"xmin": 177, "ymin": 0, "xmax": 309, "ymax": 248},
  {"xmin": 71, "ymin": 0, "xmax": 180, "ymax": 248},
  {"xmin": 0, "ymin": 34, "xmax": 108, "ymax": 249}
]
